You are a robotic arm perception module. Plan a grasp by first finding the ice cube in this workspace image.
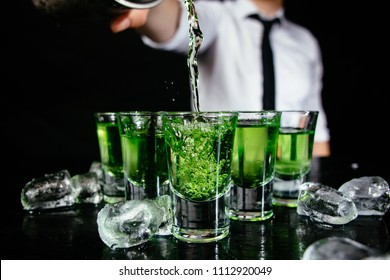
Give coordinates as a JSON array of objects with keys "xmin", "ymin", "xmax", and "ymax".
[
  {"xmin": 338, "ymin": 176, "xmax": 390, "ymax": 216},
  {"xmin": 21, "ymin": 170, "xmax": 76, "ymax": 211},
  {"xmin": 302, "ymin": 237, "xmax": 381, "ymax": 260},
  {"xmin": 97, "ymin": 195, "xmax": 172, "ymax": 250},
  {"xmin": 71, "ymin": 172, "xmax": 103, "ymax": 204},
  {"xmin": 297, "ymin": 182, "xmax": 358, "ymax": 226},
  {"xmin": 89, "ymin": 161, "xmax": 103, "ymax": 181}
]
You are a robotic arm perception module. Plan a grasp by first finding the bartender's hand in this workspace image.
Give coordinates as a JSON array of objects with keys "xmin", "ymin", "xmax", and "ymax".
[
  {"xmin": 110, "ymin": 9, "xmax": 150, "ymax": 33},
  {"xmin": 110, "ymin": 0, "xmax": 181, "ymax": 43}
]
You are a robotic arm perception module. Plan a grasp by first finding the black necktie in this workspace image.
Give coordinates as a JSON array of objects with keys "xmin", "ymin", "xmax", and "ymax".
[{"xmin": 250, "ymin": 15, "xmax": 279, "ymax": 110}]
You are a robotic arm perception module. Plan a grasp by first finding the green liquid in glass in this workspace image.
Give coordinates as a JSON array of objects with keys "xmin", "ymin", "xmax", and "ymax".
[
  {"xmin": 97, "ymin": 122, "xmax": 123, "ymax": 176},
  {"xmin": 275, "ymin": 127, "xmax": 315, "ymax": 179},
  {"xmin": 231, "ymin": 124, "xmax": 279, "ymax": 188},
  {"xmin": 164, "ymin": 121, "xmax": 235, "ymax": 202},
  {"xmin": 121, "ymin": 132, "xmax": 168, "ymax": 194}
]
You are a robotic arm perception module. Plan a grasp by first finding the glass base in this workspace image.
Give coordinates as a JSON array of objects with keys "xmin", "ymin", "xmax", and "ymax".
[
  {"xmin": 103, "ymin": 195, "xmax": 125, "ymax": 204},
  {"xmin": 125, "ymin": 180, "xmax": 169, "ymax": 200},
  {"xmin": 229, "ymin": 209, "xmax": 273, "ymax": 221},
  {"xmin": 171, "ymin": 191, "xmax": 230, "ymax": 243},
  {"xmin": 272, "ymin": 197, "xmax": 298, "ymax": 207},
  {"xmin": 229, "ymin": 181, "xmax": 273, "ymax": 221},
  {"xmin": 172, "ymin": 225, "xmax": 229, "ymax": 243},
  {"xmin": 101, "ymin": 172, "xmax": 125, "ymax": 201},
  {"xmin": 272, "ymin": 177, "xmax": 302, "ymax": 207}
]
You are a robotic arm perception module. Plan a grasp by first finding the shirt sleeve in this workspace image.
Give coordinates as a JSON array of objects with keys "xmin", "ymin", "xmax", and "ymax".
[
  {"xmin": 310, "ymin": 37, "xmax": 330, "ymax": 143},
  {"xmin": 141, "ymin": 0, "xmax": 223, "ymax": 54}
]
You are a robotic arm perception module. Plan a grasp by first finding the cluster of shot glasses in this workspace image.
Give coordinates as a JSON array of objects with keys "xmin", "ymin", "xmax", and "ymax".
[
  {"xmin": 94, "ymin": 110, "xmax": 306, "ymax": 245},
  {"xmin": 21, "ymin": 111, "xmax": 390, "ymax": 254}
]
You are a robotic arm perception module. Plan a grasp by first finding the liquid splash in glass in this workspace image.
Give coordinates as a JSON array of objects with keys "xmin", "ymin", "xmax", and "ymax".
[{"xmin": 183, "ymin": 0, "xmax": 203, "ymax": 112}]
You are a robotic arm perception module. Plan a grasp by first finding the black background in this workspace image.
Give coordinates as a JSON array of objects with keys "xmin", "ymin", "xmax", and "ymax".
[
  {"xmin": 1, "ymin": 0, "xmax": 390, "ymax": 261},
  {"xmin": 2, "ymin": 0, "xmax": 389, "ymax": 195}
]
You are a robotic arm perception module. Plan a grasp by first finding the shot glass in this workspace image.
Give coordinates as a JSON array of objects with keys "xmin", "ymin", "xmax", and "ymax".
[
  {"xmin": 95, "ymin": 112, "xmax": 125, "ymax": 203},
  {"xmin": 162, "ymin": 111, "xmax": 238, "ymax": 243},
  {"xmin": 273, "ymin": 110, "xmax": 319, "ymax": 207},
  {"xmin": 117, "ymin": 111, "xmax": 169, "ymax": 200},
  {"xmin": 229, "ymin": 111, "xmax": 281, "ymax": 221}
]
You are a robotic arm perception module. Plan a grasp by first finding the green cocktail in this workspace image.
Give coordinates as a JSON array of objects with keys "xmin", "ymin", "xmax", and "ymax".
[
  {"xmin": 121, "ymin": 132, "xmax": 168, "ymax": 199},
  {"xmin": 230, "ymin": 111, "xmax": 281, "ymax": 221},
  {"xmin": 118, "ymin": 112, "xmax": 169, "ymax": 200},
  {"xmin": 275, "ymin": 128, "xmax": 315, "ymax": 179},
  {"xmin": 162, "ymin": 111, "xmax": 238, "ymax": 243},
  {"xmin": 97, "ymin": 122, "xmax": 123, "ymax": 176},
  {"xmin": 165, "ymin": 121, "xmax": 234, "ymax": 201},
  {"xmin": 95, "ymin": 112, "xmax": 125, "ymax": 203},
  {"xmin": 273, "ymin": 111, "xmax": 318, "ymax": 207},
  {"xmin": 232, "ymin": 125, "xmax": 279, "ymax": 187}
]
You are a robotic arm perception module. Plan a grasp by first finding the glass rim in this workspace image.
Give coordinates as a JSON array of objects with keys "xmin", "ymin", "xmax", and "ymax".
[
  {"xmin": 94, "ymin": 112, "xmax": 117, "ymax": 116},
  {"xmin": 236, "ymin": 110, "xmax": 280, "ymax": 113},
  {"xmin": 278, "ymin": 110, "xmax": 319, "ymax": 115},
  {"xmin": 161, "ymin": 111, "xmax": 239, "ymax": 116},
  {"xmin": 236, "ymin": 110, "xmax": 281, "ymax": 116},
  {"xmin": 94, "ymin": 112, "xmax": 118, "ymax": 123},
  {"xmin": 116, "ymin": 111, "xmax": 163, "ymax": 116}
]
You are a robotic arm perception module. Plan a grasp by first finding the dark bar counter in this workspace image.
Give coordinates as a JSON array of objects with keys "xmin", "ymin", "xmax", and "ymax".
[{"xmin": 2, "ymin": 157, "xmax": 390, "ymax": 260}]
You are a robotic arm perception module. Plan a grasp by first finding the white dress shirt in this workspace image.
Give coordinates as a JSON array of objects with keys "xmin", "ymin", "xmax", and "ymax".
[{"xmin": 142, "ymin": 0, "xmax": 330, "ymax": 142}]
